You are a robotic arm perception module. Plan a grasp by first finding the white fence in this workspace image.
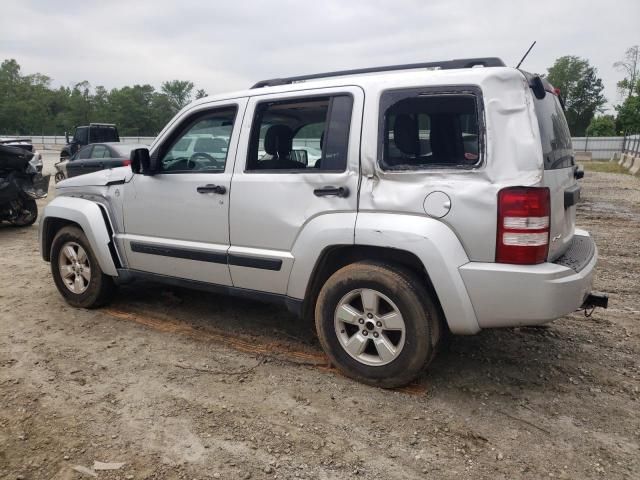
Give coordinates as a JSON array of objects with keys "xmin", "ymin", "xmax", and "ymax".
[
  {"xmin": 4, "ymin": 133, "xmax": 640, "ymax": 160},
  {"xmin": 1, "ymin": 135, "xmax": 155, "ymax": 146}
]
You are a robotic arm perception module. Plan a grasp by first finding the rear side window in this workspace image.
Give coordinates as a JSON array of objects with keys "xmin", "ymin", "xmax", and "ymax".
[
  {"xmin": 246, "ymin": 95, "xmax": 353, "ymax": 172},
  {"xmin": 534, "ymin": 95, "xmax": 573, "ymax": 170},
  {"xmin": 91, "ymin": 127, "xmax": 119, "ymax": 143},
  {"xmin": 379, "ymin": 88, "xmax": 482, "ymax": 170}
]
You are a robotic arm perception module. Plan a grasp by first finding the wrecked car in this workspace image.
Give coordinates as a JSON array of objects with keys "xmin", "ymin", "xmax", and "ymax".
[{"xmin": 39, "ymin": 57, "xmax": 606, "ymax": 387}]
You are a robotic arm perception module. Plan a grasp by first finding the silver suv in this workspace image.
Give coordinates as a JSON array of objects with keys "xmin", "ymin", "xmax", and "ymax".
[{"xmin": 39, "ymin": 57, "xmax": 607, "ymax": 387}]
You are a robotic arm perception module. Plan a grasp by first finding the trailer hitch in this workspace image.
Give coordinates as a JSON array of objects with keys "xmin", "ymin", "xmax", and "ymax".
[{"xmin": 581, "ymin": 292, "xmax": 609, "ymax": 317}]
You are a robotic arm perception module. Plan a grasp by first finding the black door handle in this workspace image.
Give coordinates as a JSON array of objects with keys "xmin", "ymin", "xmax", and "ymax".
[
  {"xmin": 314, "ymin": 186, "xmax": 349, "ymax": 198},
  {"xmin": 197, "ymin": 184, "xmax": 226, "ymax": 194}
]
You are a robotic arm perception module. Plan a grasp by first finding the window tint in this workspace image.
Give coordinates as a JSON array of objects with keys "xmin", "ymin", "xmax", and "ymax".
[
  {"xmin": 77, "ymin": 146, "xmax": 92, "ymax": 159},
  {"xmin": 74, "ymin": 127, "xmax": 88, "ymax": 144},
  {"xmin": 380, "ymin": 92, "xmax": 481, "ymax": 170},
  {"xmin": 246, "ymin": 95, "xmax": 353, "ymax": 172},
  {"xmin": 159, "ymin": 107, "xmax": 237, "ymax": 173},
  {"xmin": 91, "ymin": 145, "xmax": 110, "ymax": 159},
  {"xmin": 534, "ymin": 95, "xmax": 573, "ymax": 170},
  {"xmin": 91, "ymin": 127, "xmax": 118, "ymax": 143}
]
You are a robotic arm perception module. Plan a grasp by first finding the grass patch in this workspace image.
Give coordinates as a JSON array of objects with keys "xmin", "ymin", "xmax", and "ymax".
[{"xmin": 581, "ymin": 161, "xmax": 630, "ymax": 174}]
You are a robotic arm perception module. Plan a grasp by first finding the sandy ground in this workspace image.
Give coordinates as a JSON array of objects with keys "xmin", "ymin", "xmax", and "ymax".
[{"xmin": 1, "ymin": 154, "xmax": 639, "ymax": 479}]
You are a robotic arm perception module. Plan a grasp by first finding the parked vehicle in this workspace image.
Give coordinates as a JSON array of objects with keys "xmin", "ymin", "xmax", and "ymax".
[
  {"xmin": 60, "ymin": 123, "xmax": 119, "ymax": 160},
  {"xmin": 39, "ymin": 57, "xmax": 607, "ymax": 387},
  {"xmin": 0, "ymin": 138, "xmax": 43, "ymax": 173},
  {"xmin": 0, "ymin": 144, "xmax": 50, "ymax": 226},
  {"xmin": 54, "ymin": 142, "xmax": 147, "ymax": 182}
]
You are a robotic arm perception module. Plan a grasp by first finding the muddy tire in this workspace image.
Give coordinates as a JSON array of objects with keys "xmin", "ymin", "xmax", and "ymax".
[
  {"xmin": 50, "ymin": 226, "xmax": 115, "ymax": 308},
  {"xmin": 315, "ymin": 261, "xmax": 442, "ymax": 388}
]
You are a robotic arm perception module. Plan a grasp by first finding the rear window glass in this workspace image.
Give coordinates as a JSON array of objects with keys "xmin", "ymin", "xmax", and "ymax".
[
  {"xmin": 379, "ymin": 90, "xmax": 481, "ymax": 170},
  {"xmin": 91, "ymin": 127, "xmax": 119, "ymax": 143},
  {"xmin": 534, "ymin": 95, "xmax": 573, "ymax": 170}
]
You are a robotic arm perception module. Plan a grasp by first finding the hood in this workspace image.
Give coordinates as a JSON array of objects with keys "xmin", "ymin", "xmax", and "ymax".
[{"xmin": 57, "ymin": 167, "xmax": 133, "ymax": 188}]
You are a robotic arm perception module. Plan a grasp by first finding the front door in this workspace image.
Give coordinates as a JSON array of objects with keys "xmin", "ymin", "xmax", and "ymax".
[
  {"xmin": 229, "ymin": 87, "xmax": 363, "ymax": 294},
  {"xmin": 120, "ymin": 99, "xmax": 247, "ymax": 285}
]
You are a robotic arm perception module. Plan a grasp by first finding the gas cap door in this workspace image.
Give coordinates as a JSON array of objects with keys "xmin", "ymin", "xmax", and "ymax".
[{"xmin": 423, "ymin": 191, "xmax": 451, "ymax": 218}]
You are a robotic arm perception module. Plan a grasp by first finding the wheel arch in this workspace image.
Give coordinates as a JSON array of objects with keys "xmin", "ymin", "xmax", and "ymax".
[
  {"xmin": 40, "ymin": 196, "xmax": 120, "ymax": 276},
  {"xmin": 292, "ymin": 213, "xmax": 481, "ymax": 335},
  {"xmin": 300, "ymin": 244, "xmax": 444, "ymax": 324}
]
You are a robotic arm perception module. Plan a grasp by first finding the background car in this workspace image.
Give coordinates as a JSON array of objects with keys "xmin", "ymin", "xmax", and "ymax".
[{"xmin": 55, "ymin": 142, "xmax": 147, "ymax": 181}]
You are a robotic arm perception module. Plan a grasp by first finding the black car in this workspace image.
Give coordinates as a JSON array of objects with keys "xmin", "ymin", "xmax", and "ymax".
[
  {"xmin": 60, "ymin": 123, "xmax": 120, "ymax": 160},
  {"xmin": 55, "ymin": 143, "xmax": 147, "ymax": 181}
]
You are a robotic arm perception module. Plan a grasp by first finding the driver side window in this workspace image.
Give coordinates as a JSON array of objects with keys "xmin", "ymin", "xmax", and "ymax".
[{"xmin": 160, "ymin": 106, "xmax": 237, "ymax": 173}]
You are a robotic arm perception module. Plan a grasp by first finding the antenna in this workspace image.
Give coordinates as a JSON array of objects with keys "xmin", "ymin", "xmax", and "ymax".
[{"xmin": 516, "ymin": 41, "xmax": 537, "ymax": 69}]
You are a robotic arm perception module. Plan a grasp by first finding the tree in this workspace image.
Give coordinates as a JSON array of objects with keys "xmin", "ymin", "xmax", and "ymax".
[
  {"xmin": 614, "ymin": 45, "xmax": 640, "ymax": 100},
  {"xmin": 546, "ymin": 56, "xmax": 606, "ymax": 136},
  {"xmin": 0, "ymin": 58, "xmax": 207, "ymax": 135},
  {"xmin": 161, "ymin": 80, "xmax": 194, "ymax": 113},
  {"xmin": 195, "ymin": 88, "xmax": 208, "ymax": 99},
  {"xmin": 616, "ymin": 94, "xmax": 640, "ymax": 134},
  {"xmin": 586, "ymin": 115, "xmax": 616, "ymax": 136}
]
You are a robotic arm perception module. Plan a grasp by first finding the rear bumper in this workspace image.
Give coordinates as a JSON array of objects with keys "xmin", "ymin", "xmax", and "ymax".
[{"xmin": 459, "ymin": 230, "xmax": 597, "ymax": 328}]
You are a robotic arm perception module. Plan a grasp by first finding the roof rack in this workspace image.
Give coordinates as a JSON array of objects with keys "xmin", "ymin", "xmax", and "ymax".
[{"xmin": 251, "ymin": 57, "xmax": 505, "ymax": 89}]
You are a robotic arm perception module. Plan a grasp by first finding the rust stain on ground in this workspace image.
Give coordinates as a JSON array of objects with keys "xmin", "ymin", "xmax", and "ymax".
[{"xmin": 103, "ymin": 307, "xmax": 427, "ymax": 395}]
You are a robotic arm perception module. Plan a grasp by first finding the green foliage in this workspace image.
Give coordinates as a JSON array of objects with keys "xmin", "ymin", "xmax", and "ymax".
[
  {"xmin": 546, "ymin": 56, "xmax": 606, "ymax": 136},
  {"xmin": 615, "ymin": 94, "xmax": 640, "ymax": 134},
  {"xmin": 0, "ymin": 59, "xmax": 207, "ymax": 136},
  {"xmin": 586, "ymin": 115, "xmax": 616, "ymax": 137}
]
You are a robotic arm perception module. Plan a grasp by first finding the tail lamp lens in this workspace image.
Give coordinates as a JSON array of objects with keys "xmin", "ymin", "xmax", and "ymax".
[{"xmin": 496, "ymin": 187, "xmax": 550, "ymax": 264}]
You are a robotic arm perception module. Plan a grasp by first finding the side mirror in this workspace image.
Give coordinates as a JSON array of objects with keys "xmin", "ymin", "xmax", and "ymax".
[{"xmin": 130, "ymin": 148, "xmax": 157, "ymax": 175}]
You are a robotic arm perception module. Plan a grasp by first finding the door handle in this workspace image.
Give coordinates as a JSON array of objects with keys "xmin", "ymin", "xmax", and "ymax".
[
  {"xmin": 197, "ymin": 184, "xmax": 226, "ymax": 194},
  {"xmin": 313, "ymin": 186, "xmax": 349, "ymax": 198}
]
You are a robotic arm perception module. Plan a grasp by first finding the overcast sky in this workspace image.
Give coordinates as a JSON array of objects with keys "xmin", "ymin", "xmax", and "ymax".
[{"xmin": 1, "ymin": 0, "xmax": 638, "ymax": 112}]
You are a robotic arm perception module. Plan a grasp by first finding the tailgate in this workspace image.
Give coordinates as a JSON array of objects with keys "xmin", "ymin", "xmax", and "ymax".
[{"xmin": 532, "ymin": 92, "xmax": 578, "ymax": 260}]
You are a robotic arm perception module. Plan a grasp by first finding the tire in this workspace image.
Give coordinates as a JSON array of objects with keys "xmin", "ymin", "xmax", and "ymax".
[
  {"xmin": 9, "ymin": 199, "xmax": 38, "ymax": 227},
  {"xmin": 315, "ymin": 261, "xmax": 442, "ymax": 388},
  {"xmin": 54, "ymin": 171, "xmax": 66, "ymax": 183},
  {"xmin": 50, "ymin": 226, "xmax": 115, "ymax": 308}
]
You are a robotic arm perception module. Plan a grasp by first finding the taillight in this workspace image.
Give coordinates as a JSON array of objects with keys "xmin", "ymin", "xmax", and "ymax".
[
  {"xmin": 122, "ymin": 159, "xmax": 131, "ymax": 166},
  {"xmin": 496, "ymin": 187, "xmax": 550, "ymax": 265}
]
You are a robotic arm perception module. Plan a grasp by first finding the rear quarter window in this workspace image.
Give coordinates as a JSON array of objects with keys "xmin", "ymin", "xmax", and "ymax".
[
  {"xmin": 378, "ymin": 86, "xmax": 484, "ymax": 170},
  {"xmin": 534, "ymin": 95, "xmax": 573, "ymax": 170}
]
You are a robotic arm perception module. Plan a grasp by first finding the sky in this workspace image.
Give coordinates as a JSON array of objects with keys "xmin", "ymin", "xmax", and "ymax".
[{"xmin": 1, "ymin": 0, "xmax": 638, "ymax": 112}]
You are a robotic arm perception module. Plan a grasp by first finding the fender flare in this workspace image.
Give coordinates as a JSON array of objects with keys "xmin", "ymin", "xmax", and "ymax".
[
  {"xmin": 39, "ymin": 196, "xmax": 119, "ymax": 276},
  {"xmin": 354, "ymin": 213, "xmax": 480, "ymax": 335}
]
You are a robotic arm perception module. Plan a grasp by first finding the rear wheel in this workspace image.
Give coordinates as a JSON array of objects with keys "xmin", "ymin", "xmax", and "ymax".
[
  {"xmin": 50, "ymin": 226, "xmax": 115, "ymax": 308},
  {"xmin": 315, "ymin": 261, "xmax": 442, "ymax": 388}
]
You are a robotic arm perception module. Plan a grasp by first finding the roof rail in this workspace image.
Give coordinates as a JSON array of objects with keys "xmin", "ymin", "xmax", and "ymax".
[{"xmin": 251, "ymin": 57, "xmax": 505, "ymax": 89}]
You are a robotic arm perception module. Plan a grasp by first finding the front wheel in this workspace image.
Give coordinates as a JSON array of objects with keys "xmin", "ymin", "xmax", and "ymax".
[
  {"xmin": 50, "ymin": 226, "xmax": 115, "ymax": 308},
  {"xmin": 9, "ymin": 199, "xmax": 38, "ymax": 227},
  {"xmin": 315, "ymin": 261, "xmax": 442, "ymax": 388}
]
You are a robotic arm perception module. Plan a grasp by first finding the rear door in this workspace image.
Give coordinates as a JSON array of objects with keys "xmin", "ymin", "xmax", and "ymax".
[
  {"xmin": 533, "ymin": 93, "xmax": 577, "ymax": 260},
  {"xmin": 229, "ymin": 87, "xmax": 362, "ymax": 294},
  {"xmin": 82, "ymin": 144, "xmax": 110, "ymax": 174}
]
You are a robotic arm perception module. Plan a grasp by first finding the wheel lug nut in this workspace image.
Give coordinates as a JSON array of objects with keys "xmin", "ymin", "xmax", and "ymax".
[
  {"xmin": 373, "ymin": 332, "xmax": 379, "ymax": 338},
  {"xmin": 358, "ymin": 318, "xmax": 365, "ymax": 324},
  {"xmin": 367, "ymin": 313, "xmax": 373, "ymax": 319},
  {"xmin": 362, "ymin": 330, "xmax": 368, "ymax": 336},
  {"xmin": 376, "ymin": 321, "xmax": 382, "ymax": 327}
]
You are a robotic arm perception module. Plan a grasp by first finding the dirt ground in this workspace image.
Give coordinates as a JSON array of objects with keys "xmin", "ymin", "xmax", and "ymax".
[{"xmin": 1, "ymin": 155, "xmax": 639, "ymax": 479}]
